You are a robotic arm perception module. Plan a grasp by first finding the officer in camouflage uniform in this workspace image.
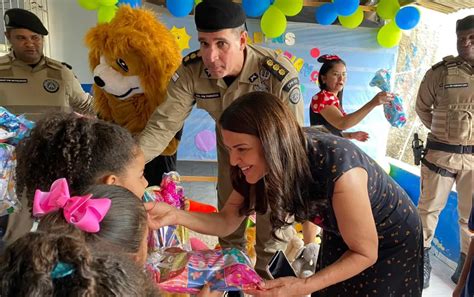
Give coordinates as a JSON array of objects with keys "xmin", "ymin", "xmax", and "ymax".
[
  {"xmin": 0, "ymin": 8, "xmax": 93, "ymax": 121},
  {"xmin": 416, "ymin": 15, "xmax": 474, "ymax": 289},
  {"xmin": 0, "ymin": 8, "xmax": 93, "ymax": 247},
  {"xmin": 139, "ymin": 0, "xmax": 304, "ymax": 280}
]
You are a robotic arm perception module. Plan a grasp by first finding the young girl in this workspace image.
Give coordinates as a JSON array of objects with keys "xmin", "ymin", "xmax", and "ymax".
[
  {"xmin": 309, "ymin": 54, "xmax": 394, "ymax": 141},
  {"xmin": 3, "ymin": 112, "xmax": 148, "ymax": 245},
  {"xmin": 0, "ymin": 232, "xmax": 158, "ymax": 297}
]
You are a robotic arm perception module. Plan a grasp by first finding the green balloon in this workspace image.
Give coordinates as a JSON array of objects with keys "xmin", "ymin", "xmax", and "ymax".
[
  {"xmin": 376, "ymin": 0, "xmax": 400, "ymax": 20},
  {"xmin": 98, "ymin": 0, "xmax": 117, "ymax": 6},
  {"xmin": 261, "ymin": 5, "xmax": 287, "ymax": 38},
  {"xmin": 273, "ymin": 0, "xmax": 303, "ymax": 17},
  {"xmin": 97, "ymin": 5, "xmax": 117, "ymax": 23},
  {"xmin": 77, "ymin": 0, "xmax": 100, "ymax": 10},
  {"xmin": 377, "ymin": 21, "xmax": 402, "ymax": 48},
  {"xmin": 338, "ymin": 7, "xmax": 364, "ymax": 29},
  {"xmin": 195, "ymin": 0, "xmax": 202, "ymax": 5}
]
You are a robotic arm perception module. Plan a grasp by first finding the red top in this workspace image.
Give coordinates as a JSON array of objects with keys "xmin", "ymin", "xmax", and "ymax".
[{"xmin": 310, "ymin": 90, "xmax": 346, "ymax": 115}]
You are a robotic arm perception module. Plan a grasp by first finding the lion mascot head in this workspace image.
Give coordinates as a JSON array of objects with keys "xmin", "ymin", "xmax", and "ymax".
[{"xmin": 85, "ymin": 6, "xmax": 181, "ymax": 135}]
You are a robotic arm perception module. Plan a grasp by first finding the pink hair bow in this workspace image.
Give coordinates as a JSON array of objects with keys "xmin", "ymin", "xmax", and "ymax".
[{"xmin": 33, "ymin": 178, "xmax": 111, "ymax": 233}]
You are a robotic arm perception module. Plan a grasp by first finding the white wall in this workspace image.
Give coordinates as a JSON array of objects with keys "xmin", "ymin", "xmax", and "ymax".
[{"xmin": 47, "ymin": 0, "xmax": 96, "ymax": 83}]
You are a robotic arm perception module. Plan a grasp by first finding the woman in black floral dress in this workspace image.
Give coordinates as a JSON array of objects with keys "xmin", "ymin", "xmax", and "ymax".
[{"xmin": 147, "ymin": 91, "xmax": 423, "ymax": 296}]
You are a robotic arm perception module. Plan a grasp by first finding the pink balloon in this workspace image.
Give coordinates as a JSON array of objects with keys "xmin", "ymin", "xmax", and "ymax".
[
  {"xmin": 310, "ymin": 47, "xmax": 320, "ymax": 58},
  {"xmin": 195, "ymin": 130, "xmax": 216, "ymax": 152}
]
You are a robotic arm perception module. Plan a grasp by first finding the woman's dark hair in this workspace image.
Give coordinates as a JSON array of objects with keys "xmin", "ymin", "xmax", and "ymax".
[
  {"xmin": 15, "ymin": 112, "xmax": 138, "ymax": 208},
  {"xmin": 38, "ymin": 185, "xmax": 147, "ymax": 254},
  {"xmin": 0, "ymin": 232, "xmax": 159, "ymax": 297},
  {"xmin": 219, "ymin": 91, "xmax": 318, "ymax": 238},
  {"xmin": 317, "ymin": 55, "xmax": 346, "ymax": 104}
]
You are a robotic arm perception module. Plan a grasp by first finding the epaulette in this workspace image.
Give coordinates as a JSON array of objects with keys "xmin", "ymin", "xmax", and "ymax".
[
  {"xmin": 61, "ymin": 62, "xmax": 72, "ymax": 70},
  {"xmin": 44, "ymin": 57, "xmax": 64, "ymax": 70},
  {"xmin": 182, "ymin": 50, "xmax": 201, "ymax": 66},
  {"xmin": 432, "ymin": 55, "xmax": 462, "ymax": 70},
  {"xmin": 262, "ymin": 57, "xmax": 288, "ymax": 81},
  {"xmin": 0, "ymin": 55, "xmax": 11, "ymax": 70}
]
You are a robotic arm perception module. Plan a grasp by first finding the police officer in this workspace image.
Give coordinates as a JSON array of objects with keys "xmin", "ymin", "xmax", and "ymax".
[
  {"xmin": 0, "ymin": 8, "xmax": 94, "ymax": 247},
  {"xmin": 416, "ymin": 15, "xmax": 474, "ymax": 289},
  {"xmin": 0, "ymin": 8, "xmax": 93, "ymax": 120},
  {"xmin": 139, "ymin": 0, "xmax": 304, "ymax": 280}
]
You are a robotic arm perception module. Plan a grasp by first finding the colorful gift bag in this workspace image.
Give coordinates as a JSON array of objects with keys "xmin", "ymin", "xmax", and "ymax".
[
  {"xmin": 147, "ymin": 248, "xmax": 262, "ymax": 294},
  {"xmin": 369, "ymin": 70, "xmax": 407, "ymax": 128},
  {"xmin": 0, "ymin": 143, "xmax": 19, "ymax": 216}
]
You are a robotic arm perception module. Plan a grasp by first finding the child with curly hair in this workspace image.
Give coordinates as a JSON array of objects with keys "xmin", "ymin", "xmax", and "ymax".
[
  {"xmin": 0, "ymin": 232, "xmax": 159, "ymax": 297},
  {"xmin": 3, "ymin": 112, "xmax": 148, "ymax": 245}
]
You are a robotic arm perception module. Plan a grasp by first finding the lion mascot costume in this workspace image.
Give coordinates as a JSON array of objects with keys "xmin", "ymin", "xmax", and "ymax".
[{"xmin": 85, "ymin": 6, "xmax": 181, "ymax": 186}]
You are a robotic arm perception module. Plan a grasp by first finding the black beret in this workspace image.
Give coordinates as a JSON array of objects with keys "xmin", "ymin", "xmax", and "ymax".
[
  {"xmin": 195, "ymin": 0, "xmax": 246, "ymax": 32},
  {"xmin": 456, "ymin": 15, "xmax": 474, "ymax": 32},
  {"xmin": 4, "ymin": 8, "xmax": 48, "ymax": 35}
]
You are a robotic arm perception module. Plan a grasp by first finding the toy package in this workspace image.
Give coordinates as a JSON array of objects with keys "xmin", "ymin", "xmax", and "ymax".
[
  {"xmin": 0, "ymin": 107, "xmax": 35, "ymax": 216},
  {"xmin": 369, "ymin": 69, "xmax": 407, "ymax": 128},
  {"xmin": 147, "ymin": 248, "xmax": 262, "ymax": 294}
]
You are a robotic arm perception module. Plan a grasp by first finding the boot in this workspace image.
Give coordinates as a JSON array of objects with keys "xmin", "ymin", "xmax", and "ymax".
[
  {"xmin": 423, "ymin": 248, "xmax": 431, "ymax": 289},
  {"xmin": 451, "ymin": 252, "xmax": 466, "ymax": 284}
]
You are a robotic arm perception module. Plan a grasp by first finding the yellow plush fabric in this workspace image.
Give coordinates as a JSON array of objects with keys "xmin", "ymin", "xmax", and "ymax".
[{"xmin": 85, "ymin": 6, "xmax": 181, "ymax": 155}]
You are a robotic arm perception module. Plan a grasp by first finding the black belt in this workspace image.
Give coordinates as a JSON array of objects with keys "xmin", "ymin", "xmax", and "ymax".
[
  {"xmin": 421, "ymin": 159, "xmax": 457, "ymax": 178},
  {"xmin": 426, "ymin": 140, "xmax": 474, "ymax": 154}
]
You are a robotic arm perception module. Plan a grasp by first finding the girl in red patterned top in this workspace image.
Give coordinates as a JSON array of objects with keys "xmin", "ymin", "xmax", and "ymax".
[{"xmin": 309, "ymin": 54, "xmax": 394, "ymax": 141}]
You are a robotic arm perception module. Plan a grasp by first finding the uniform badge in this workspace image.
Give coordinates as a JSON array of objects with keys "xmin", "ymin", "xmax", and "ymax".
[
  {"xmin": 259, "ymin": 69, "xmax": 271, "ymax": 80},
  {"xmin": 204, "ymin": 68, "xmax": 211, "ymax": 77},
  {"xmin": 171, "ymin": 72, "xmax": 180, "ymax": 82},
  {"xmin": 283, "ymin": 77, "xmax": 299, "ymax": 92},
  {"xmin": 248, "ymin": 73, "xmax": 258, "ymax": 83},
  {"xmin": 262, "ymin": 57, "xmax": 288, "ymax": 81},
  {"xmin": 254, "ymin": 83, "xmax": 268, "ymax": 92},
  {"xmin": 43, "ymin": 79, "xmax": 60, "ymax": 93},
  {"xmin": 289, "ymin": 87, "xmax": 301, "ymax": 104}
]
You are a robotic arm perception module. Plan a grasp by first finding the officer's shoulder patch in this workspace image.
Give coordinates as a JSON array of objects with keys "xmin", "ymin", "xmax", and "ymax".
[
  {"xmin": 182, "ymin": 50, "xmax": 202, "ymax": 66},
  {"xmin": 44, "ymin": 57, "xmax": 63, "ymax": 70},
  {"xmin": 61, "ymin": 62, "xmax": 72, "ymax": 70},
  {"xmin": 262, "ymin": 57, "xmax": 288, "ymax": 81},
  {"xmin": 283, "ymin": 77, "xmax": 299, "ymax": 92}
]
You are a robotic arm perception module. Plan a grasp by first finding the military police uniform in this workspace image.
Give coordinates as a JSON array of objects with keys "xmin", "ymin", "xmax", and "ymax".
[
  {"xmin": 415, "ymin": 54, "xmax": 473, "ymax": 260},
  {"xmin": 140, "ymin": 0, "xmax": 304, "ymax": 279},
  {"xmin": 0, "ymin": 8, "xmax": 93, "ymax": 120}
]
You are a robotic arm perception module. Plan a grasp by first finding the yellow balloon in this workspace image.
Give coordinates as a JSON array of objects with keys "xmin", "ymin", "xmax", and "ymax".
[
  {"xmin": 338, "ymin": 7, "xmax": 364, "ymax": 29},
  {"xmin": 376, "ymin": 0, "xmax": 400, "ymax": 20},
  {"xmin": 97, "ymin": 5, "xmax": 117, "ymax": 23},
  {"xmin": 98, "ymin": 0, "xmax": 117, "ymax": 6},
  {"xmin": 273, "ymin": 0, "xmax": 303, "ymax": 17},
  {"xmin": 77, "ymin": 0, "xmax": 100, "ymax": 10},
  {"xmin": 195, "ymin": 0, "xmax": 202, "ymax": 5},
  {"xmin": 377, "ymin": 21, "xmax": 402, "ymax": 48},
  {"xmin": 261, "ymin": 5, "xmax": 287, "ymax": 38}
]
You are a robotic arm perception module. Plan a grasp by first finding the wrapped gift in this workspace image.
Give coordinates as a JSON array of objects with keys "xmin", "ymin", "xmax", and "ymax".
[
  {"xmin": 369, "ymin": 70, "xmax": 407, "ymax": 128},
  {"xmin": 147, "ymin": 248, "xmax": 262, "ymax": 294}
]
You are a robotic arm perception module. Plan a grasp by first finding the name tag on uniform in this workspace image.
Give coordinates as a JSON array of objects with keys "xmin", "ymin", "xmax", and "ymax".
[
  {"xmin": 444, "ymin": 83, "xmax": 468, "ymax": 89},
  {"xmin": 0, "ymin": 78, "xmax": 27, "ymax": 83},
  {"xmin": 194, "ymin": 93, "xmax": 220, "ymax": 99}
]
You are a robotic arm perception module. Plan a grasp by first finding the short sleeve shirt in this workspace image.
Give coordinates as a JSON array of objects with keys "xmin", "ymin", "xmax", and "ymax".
[{"xmin": 310, "ymin": 90, "xmax": 346, "ymax": 115}]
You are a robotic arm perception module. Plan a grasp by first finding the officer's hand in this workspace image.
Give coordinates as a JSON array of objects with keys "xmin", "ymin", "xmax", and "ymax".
[
  {"xmin": 371, "ymin": 91, "xmax": 394, "ymax": 106},
  {"xmin": 144, "ymin": 201, "xmax": 178, "ymax": 230}
]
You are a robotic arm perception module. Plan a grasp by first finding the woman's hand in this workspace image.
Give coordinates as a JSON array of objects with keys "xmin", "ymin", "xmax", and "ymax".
[
  {"xmin": 370, "ymin": 91, "xmax": 394, "ymax": 106},
  {"xmin": 244, "ymin": 277, "xmax": 309, "ymax": 297},
  {"xmin": 348, "ymin": 131, "xmax": 369, "ymax": 142},
  {"xmin": 144, "ymin": 201, "xmax": 178, "ymax": 229}
]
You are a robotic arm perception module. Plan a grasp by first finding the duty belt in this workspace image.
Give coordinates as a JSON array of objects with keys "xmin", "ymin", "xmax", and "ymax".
[
  {"xmin": 426, "ymin": 140, "xmax": 474, "ymax": 154},
  {"xmin": 421, "ymin": 159, "xmax": 457, "ymax": 178}
]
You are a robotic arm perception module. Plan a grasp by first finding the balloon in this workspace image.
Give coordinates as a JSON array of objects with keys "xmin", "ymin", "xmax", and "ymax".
[
  {"xmin": 242, "ymin": 0, "xmax": 271, "ymax": 18},
  {"xmin": 377, "ymin": 21, "xmax": 402, "ymax": 48},
  {"xmin": 195, "ymin": 0, "xmax": 202, "ymax": 5},
  {"xmin": 338, "ymin": 7, "xmax": 364, "ymax": 29},
  {"xmin": 315, "ymin": 3, "xmax": 338, "ymax": 25},
  {"xmin": 261, "ymin": 5, "xmax": 287, "ymax": 38},
  {"xmin": 98, "ymin": 0, "xmax": 117, "ymax": 6},
  {"xmin": 376, "ymin": 0, "xmax": 400, "ymax": 20},
  {"xmin": 333, "ymin": 0, "xmax": 359, "ymax": 17},
  {"xmin": 395, "ymin": 6, "xmax": 420, "ymax": 30},
  {"xmin": 97, "ymin": 5, "xmax": 117, "ymax": 23},
  {"xmin": 166, "ymin": 0, "xmax": 194, "ymax": 17},
  {"xmin": 273, "ymin": 0, "xmax": 303, "ymax": 17},
  {"xmin": 117, "ymin": 0, "xmax": 142, "ymax": 7},
  {"xmin": 77, "ymin": 0, "xmax": 100, "ymax": 10}
]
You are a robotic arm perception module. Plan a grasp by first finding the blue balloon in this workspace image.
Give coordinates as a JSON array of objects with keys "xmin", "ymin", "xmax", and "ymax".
[
  {"xmin": 166, "ymin": 0, "xmax": 194, "ymax": 17},
  {"xmin": 333, "ymin": 0, "xmax": 359, "ymax": 17},
  {"xmin": 315, "ymin": 3, "xmax": 338, "ymax": 25},
  {"xmin": 242, "ymin": 0, "xmax": 271, "ymax": 17},
  {"xmin": 395, "ymin": 6, "xmax": 420, "ymax": 30},
  {"xmin": 117, "ymin": 0, "xmax": 141, "ymax": 7}
]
